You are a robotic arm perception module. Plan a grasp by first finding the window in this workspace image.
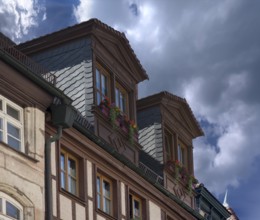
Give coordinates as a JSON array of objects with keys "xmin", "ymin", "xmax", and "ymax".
[
  {"xmin": 0, "ymin": 95, "xmax": 23, "ymax": 151},
  {"xmin": 164, "ymin": 130, "xmax": 173, "ymax": 162},
  {"xmin": 96, "ymin": 64, "xmax": 109, "ymax": 105},
  {"xmin": 115, "ymin": 83, "xmax": 128, "ymax": 114},
  {"xmin": 129, "ymin": 194, "xmax": 142, "ymax": 220},
  {"xmin": 96, "ymin": 174, "xmax": 113, "ymax": 215},
  {"xmin": 0, "ymin": 192, "xmax": 23, "ymax": 220},
  {"xmin": 177, "ymin": 143, "xmax": 185, "ymax": 165},
  {"xmin": 60, "ymin": 150, "xmax": 78, "ymax": 196}
]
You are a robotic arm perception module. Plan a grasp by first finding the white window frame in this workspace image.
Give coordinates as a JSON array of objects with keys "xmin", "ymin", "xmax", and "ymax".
[
  {"xmin": 0, "ymin": 191, "xmax": 23, "ymax": 220},
  {"xmin": 0, "ymin": 95, "xmax": 24, "ymax": 152}
]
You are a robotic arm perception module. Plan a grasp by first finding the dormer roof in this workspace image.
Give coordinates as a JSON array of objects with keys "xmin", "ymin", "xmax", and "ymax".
[
  {"xmin": 17, "ymin": 18, "xmax": 148, "ymax": 83},
  {"xmin": 137, "ymin": 91, "xmax": 204, "ymax": 138}
]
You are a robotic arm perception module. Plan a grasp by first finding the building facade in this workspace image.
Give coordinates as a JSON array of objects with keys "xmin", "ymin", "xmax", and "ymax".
[{"xmin": 0, "ymin": 18, "xmax": 233, "ymax": 220}]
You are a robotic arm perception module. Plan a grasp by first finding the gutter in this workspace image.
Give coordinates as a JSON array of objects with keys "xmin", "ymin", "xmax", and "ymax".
[
  {"xmin": 73, "ymin": 121, "xmax": 204, "ymax": 220},
  {"xmin": 0, "ymin": 50, "xmax": 72, "ymax": 105}
]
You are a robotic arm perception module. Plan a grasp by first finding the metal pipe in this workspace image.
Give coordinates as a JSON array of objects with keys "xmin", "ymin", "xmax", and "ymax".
[{"xmin": 45, "ymin": 126, "xmax": 62, "ymax": 220}]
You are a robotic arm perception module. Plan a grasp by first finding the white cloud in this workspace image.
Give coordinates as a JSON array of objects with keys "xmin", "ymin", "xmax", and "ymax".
[
  {"xmin": 0, "ymin": 0, "xmax": 45, "ymax": 41},
  {"xmin": 73, "ymin": 0, "xmax": 93, "ymax": 23}
]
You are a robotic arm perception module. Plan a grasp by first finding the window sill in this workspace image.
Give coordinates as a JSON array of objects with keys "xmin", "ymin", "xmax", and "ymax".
[
  {"xmin": 0, "ymin": 141, "xmax": 38, "ymax": 163},
  {"xmin": 60, "ymin": 188, "xmax": 86, "ymax": 205},
  {"xmin": 96, "ymin": 209, "xmax": 117, "ymax": 220}
]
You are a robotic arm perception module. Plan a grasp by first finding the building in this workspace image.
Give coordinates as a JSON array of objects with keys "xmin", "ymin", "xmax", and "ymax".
[
  {"xmin": 0, "ymin": 32, "xmax": 71, "ymax": 220},
  {"xmin": 0, "ymin": 18, "xmax": 232, "ymax": 220},
  {"xmin": 195, "ymin": 185, "xmax": 231, "ymax": 220}
]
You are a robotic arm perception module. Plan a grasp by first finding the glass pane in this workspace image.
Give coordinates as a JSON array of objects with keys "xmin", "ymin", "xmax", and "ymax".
[
  {"xmin": 61, "ymin": 171, "xmax": 65, "ymax": 189},
  {"xmin": 101, "ymin": 74, "xmax": 107, "ymax": 96},
  {"xmin": 0, "ymin": 198, "xmax": 2, "ymax": 213},
  {"xmin": 97, "ymin": 176, "xmax": 100, "ymax": 193},
  {"xmin": 96, "ymin": 92, "xmax": 101, "ymax": 105},
  {"xmin": 68, "ymin": 177, "xmax": 76, "ymax": 195},
  {"xmin": 103, "ymin": 198, "xmax": 111, "ymax": 214},
  {"xmin": 60, "ymin": 153, "xmax": 65, "ymax": 170},
  {"xmin": 134, "ymin": 200, "xmax": 140, "ymax": 217},
  {"xmin": 103, "ymin": 180, "xmax": 110, "ymax": 198},
  {"xmin": 6, "ymin": 201, "xmax": 20, "ymax": 219},
  {"xmin": 8, "ymin": 136, "xmax": 20, "ymax": 151},
  {"xmin": 7, "ymin": 105, "xmax": 20, "ymax": 121},
  {"xmin": 0, "ymin": 100, "xmax": 2, "ymax": 111},
  {"xmin": 115, "ymin": 88, "xmax": 119, "ymax": 107},
  {"xmin": 7, "ymin": 123, "xmax": 20, "ymax": 139},
  {"xmin": 97, "ymin": 194, "xmax": 101, "ymax": 209},
  {"xmin": 68, "ymin": 158, "xmax": 76, "ymax": 177},
  {"xmin": 96, "ymin": 69, "xmax": 100, "ymax": 89},
  {"xmin": 0, "ymin": 118, "xmax": 2, "ymax": 142}
]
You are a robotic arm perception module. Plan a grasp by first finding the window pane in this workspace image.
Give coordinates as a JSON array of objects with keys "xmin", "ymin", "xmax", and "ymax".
[
  {"xmin": 0, "ymin": 198, "xmax": 2, "ymax": 213},
  {"xmin": 7, "ymin": 105, "xmax": 20, "ymax": 121},
  {"xmin": 96, "ymin": 69, "xmax": 100, "ymax": 89},
  {"xmin": 60, "ymin": 153, "xmax": 65, "ymax": 170},
  {"xmin": 6, "ymin": 201, "xmax": 20, "ymax": 219},
  {"xmin": 103, "ymin": 198, "xmax": 111, "ymax": 214},
  {"xmin": 134, "ymin": 200, "xmax": 140, "ymax": 217},
  {"xmin": 8, "ymin": 136, "xmax": 20, "ymax": 151},
  {"xmin": 7, "ymin": 123, "xmax": 20, "ymax": 139},
  {"xmin": 0, "ymin": 118, "xmax": 3, "ymax": 142},
  {"xmin": 68, "ymin": 158, "xmax": 76, "ymax": 177},
  {"xmin": 115, "ymin": 88, "xmax": 119, "ymax": 107},
  {"xmin": 96, "ymin": 93, "xmax": 101, "ymax": 105},
  {"xmin": 97, "ymin": 194, "xmax": 101, "ymax": 209},
  {"xmin": 68, "ymin": 177, "xmax": 76, "ymax": 195},
  {"xmin": 101, "ymin": 74, "xmax": 107, "ymax": 96},
  {"xmin": 0, "ymin": 100, "xmax": 2, "ymax": 111},
  {"xmin": 97, "ymin": 176, "xmax": 100, "ymax": 193},
  {"xmin": 61, "ymin": 171, "xmax": 65, "ymax": 189},
  {"xmin": 103, "ymin": 180, "xmax": 111, "ymax": 198}
]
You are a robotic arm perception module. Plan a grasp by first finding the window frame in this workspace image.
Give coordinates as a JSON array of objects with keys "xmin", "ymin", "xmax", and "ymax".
[
  {"xmin": 0, "ymin": 95, "xmax": 24, "ymax": 152},
  {"xmin": 129, "ymin": 193, "xmax": 143, "ymax": 220},
  {"xmin": 60, "ymin": 149, "xmax": 79, "ymax": 196},
  {"xmin": 0, "ymin": 192, "xmax": 23, "ymax": 220},
  {"xmin": 96, "ymin": 173, "xmax": 113, "ymax": 216}
]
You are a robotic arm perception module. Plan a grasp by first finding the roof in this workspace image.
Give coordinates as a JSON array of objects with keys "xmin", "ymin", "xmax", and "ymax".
[
  {"xmin": 137, "ymin": 91, "xmax": 204, "ymax": 137},
  {"xmin": 195, "ymin": 185, "xmax": 231, "ymax": 218},
  {"xmin": 0, "ymin": 33, "xmax": 72, "ymax": 105},
  {"xmin": 17, "ymin": 18, "xmax": 148, "ymax": 82}
]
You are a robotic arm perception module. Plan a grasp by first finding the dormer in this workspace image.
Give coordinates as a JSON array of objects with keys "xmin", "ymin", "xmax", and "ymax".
[
  {"xmin": 17, "ymin": 19, "xmax": 148, "ymax": 164},
  {"xmin": 137, "ymin": 91, "xmax": 204, "ymax": 207}
]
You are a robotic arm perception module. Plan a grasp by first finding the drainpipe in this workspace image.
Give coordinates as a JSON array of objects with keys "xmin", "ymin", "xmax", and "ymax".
[
  {"xmin": 45, "ymin": 126, "xmax": 62, "ymax": 220},
  {"xmin": 45, "ymin": 104, "xmax": 76, "ymax": 220}
]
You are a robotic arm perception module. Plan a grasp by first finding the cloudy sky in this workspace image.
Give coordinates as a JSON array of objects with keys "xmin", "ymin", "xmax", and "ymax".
[{"xmin": 1, "ymin": 0, "xmax": 260, "ymax": 218}]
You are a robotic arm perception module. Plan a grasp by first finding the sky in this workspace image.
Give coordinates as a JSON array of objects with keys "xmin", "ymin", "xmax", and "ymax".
[{"xmin": 1, "ymin": 0, "xmax": 259, "ymax": 218}]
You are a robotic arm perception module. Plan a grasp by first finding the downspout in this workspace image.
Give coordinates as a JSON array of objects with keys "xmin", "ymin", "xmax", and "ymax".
[
  {"xmin": 45, "ymin": 103, "xmax": 76, "ymax": 220},
  {"xmin": 45, "ymin": 126, "xmax": 62, "ymax": 220}
]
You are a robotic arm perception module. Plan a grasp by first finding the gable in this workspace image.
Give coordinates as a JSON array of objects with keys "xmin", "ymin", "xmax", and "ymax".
[
  {"xmin": 93, "ymin": 29, "xmax": 146, "ymax": 83},
  {"xmin": 162, "ymin": 101, "xmax": 202, "ymax": 139}
]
